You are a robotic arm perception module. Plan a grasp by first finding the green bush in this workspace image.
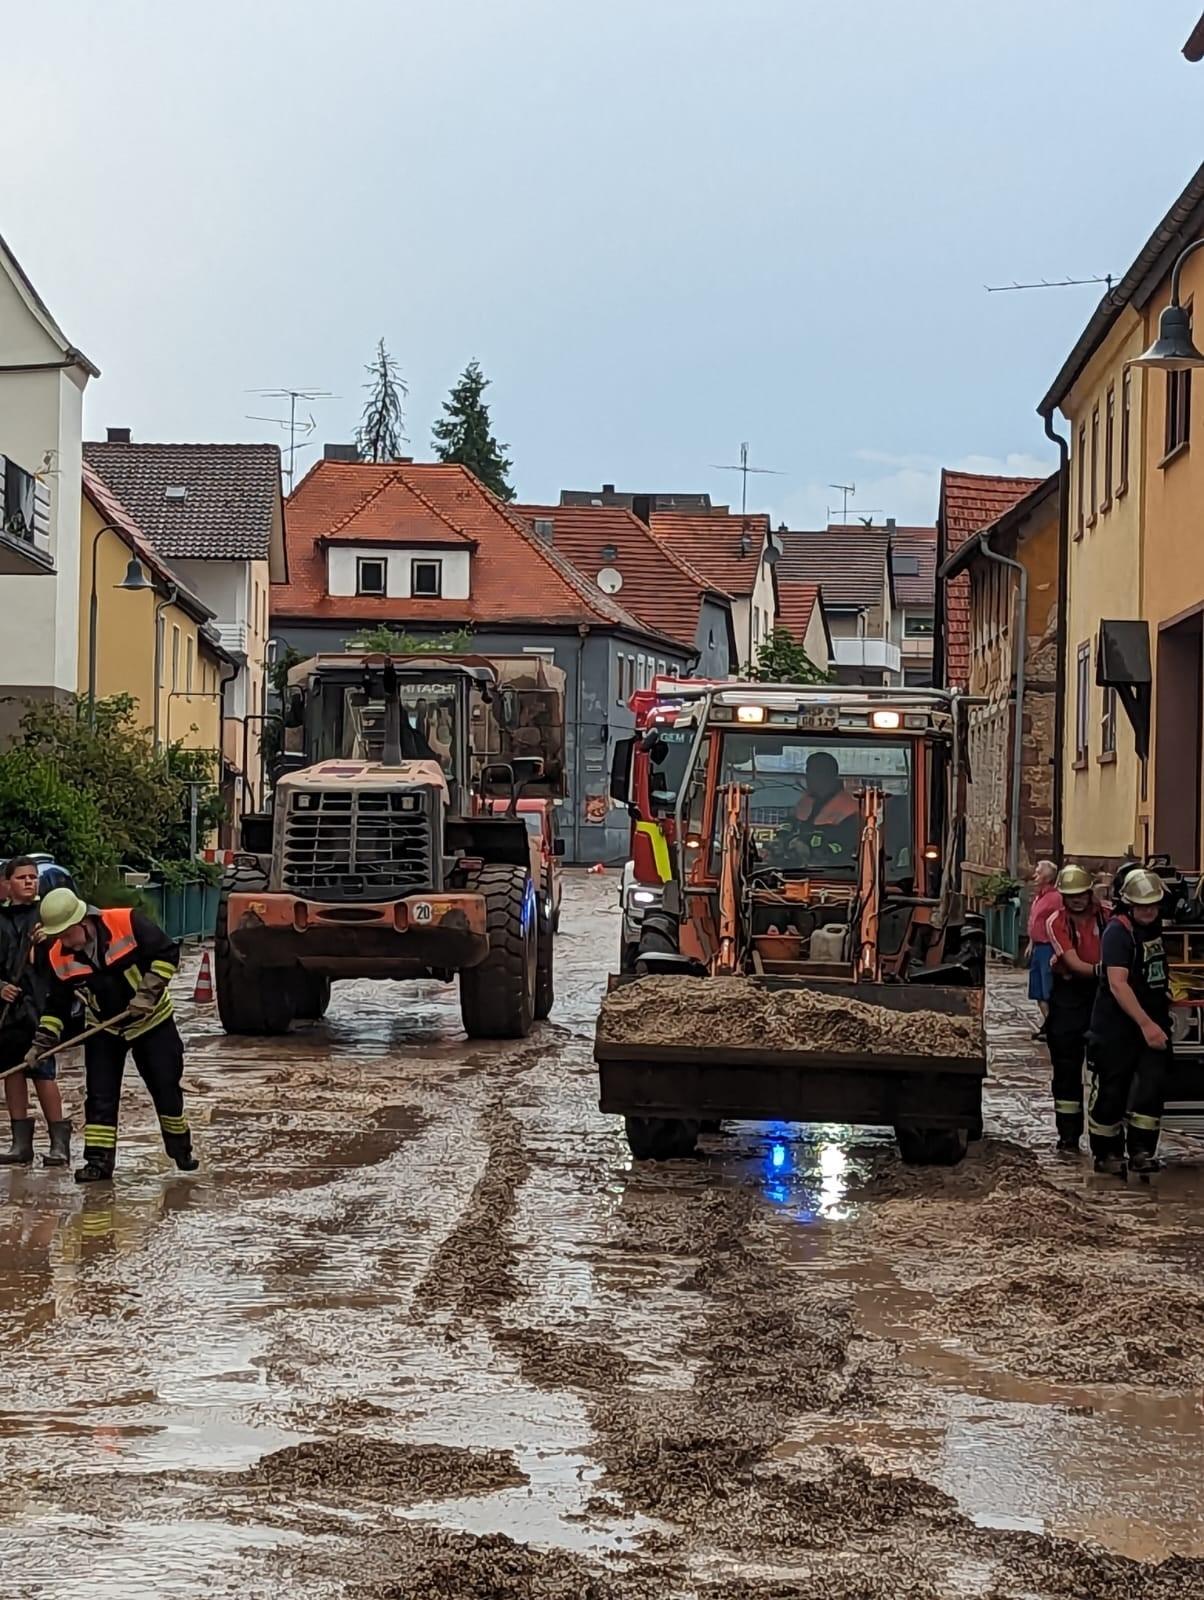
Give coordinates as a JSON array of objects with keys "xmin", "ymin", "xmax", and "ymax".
[{"xmin": 0, "ymin": 748, "xmax": 114, "ymax": 886}]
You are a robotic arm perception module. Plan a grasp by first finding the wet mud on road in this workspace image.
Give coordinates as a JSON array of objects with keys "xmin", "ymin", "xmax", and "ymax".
[{"xmin": 2, "ymin": 874, "xmax": 1203, "ymax": 1597}]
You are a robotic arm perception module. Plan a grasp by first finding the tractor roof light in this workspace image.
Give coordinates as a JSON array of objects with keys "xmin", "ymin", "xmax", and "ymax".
[
  {"xmin": 736, "ymin": 705, "xmax": 767, "ymax": 723},
  {"xmin": 871, "ymin": 710, "xmax": 901, "ymax": 730}
]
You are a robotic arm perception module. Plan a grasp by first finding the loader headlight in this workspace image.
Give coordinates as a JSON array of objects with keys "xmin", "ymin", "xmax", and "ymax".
[
  {"xmin": 736, "ymin": 705, "xmax": 766, "ymax": 723},
  {"xmin": 871, "ymin": 710, "xmax": 901, "ymax": 730}
]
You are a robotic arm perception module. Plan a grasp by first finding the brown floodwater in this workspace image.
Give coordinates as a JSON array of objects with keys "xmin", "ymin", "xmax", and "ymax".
[{"xmin": 1, "ymin": 872, "xmax": 1202, "ymax": 1599}]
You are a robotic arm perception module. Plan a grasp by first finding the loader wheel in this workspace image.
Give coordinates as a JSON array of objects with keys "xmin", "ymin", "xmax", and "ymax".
[
  {"xmin": 894, "ymin": 1125, "xmax": 969, "ymax": 1167},
  {"xmin": 459, "ymin": 865, "xmax": 537, "ymax": 1040},
  {"xmin": 534, "ymin": 896, "xmax": 555, "ymax": 1021},
  {"xmin": 214, "ymin": 863, "xmax": 295, "ymax": 1037},
  {"xmin": 294, "ymin": 972, "xmax": 332, "ymax": 1020},
  {"xmin": 624, "ymin": 1116, "xmax": 701, "ymax": 1161}
]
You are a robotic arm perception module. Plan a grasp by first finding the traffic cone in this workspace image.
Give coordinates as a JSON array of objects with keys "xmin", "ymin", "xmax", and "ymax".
[
  {"xmin": 588, "ymin": 862, "xmax": 606, "ymax": 875},
  {"xmin": 192, "ymin": 950, "xmax": 215, "ymax": 1004}
]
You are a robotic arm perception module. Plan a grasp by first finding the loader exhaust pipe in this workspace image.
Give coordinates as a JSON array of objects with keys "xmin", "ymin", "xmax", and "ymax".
[{"xmin": 381, "ymin": 660, "xmax": 403, "ymax": 768}]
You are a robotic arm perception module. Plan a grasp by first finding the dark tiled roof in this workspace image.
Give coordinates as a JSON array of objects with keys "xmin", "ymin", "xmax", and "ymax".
[
  {"xmin": 776, "ymin": 527, "xmax": 890, "ymax": 610},
  {"xmin": 84, "ymin": 441, "xmax": 283, "ymax": 566},
  {"xmin": 274, "ymin": 460, "xmax": 680, "ymax": 645},
  {"xmin": 81, "ymin": 465, "xmax": 215, "ymax": 628},
  {"xmin": 648, "ymin": 511, "xmax": 773, "ymax": 598},
  {"xmin": 514, "ymin": 503, "xmax": 733, "ymax": 653},
  {"xmin": 889, "ymin": 526, "xmax": 937, "ymax": 609},
  {"xmin": 937, "ymin": 472, "xmax": 1044, "ymax": 687}
]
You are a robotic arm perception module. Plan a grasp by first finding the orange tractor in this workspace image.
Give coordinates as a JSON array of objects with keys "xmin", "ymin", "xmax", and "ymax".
[{"xmin": 596, "ymin": 684, "xmax": 987, "ymax": 1164}]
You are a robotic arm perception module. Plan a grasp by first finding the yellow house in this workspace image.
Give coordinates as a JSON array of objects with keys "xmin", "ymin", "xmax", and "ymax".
[
  {"xmin": 1041, "ymin": 158, "xmax": 1204, "ymax": 872},
  {"xmin": 79, "ymin": 466, "xmax": 233, "ymax": 754}
]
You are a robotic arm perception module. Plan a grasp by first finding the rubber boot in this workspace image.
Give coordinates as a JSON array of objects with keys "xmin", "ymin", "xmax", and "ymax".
[
  {"xmin": 74, "ymin": 1158, "xmax": 114, "ymax": 1184},
  {"xmin": 0, "ymin": 1119, "xmax": 35, "ymax": 1166},
  {"xmin": 1127, "ymin": 1151, "xmax": 1162, "ymax": 1176},
  {"xmin": 1093, "ymin": 1153, "xmax": 1126, "ymax": 1176},
  {"xmin": 43, "ymin": 1121, "xmax": 72, "ymax": 1168},
  {"xmin": 164, "ymin": 1132, "xmax": 199, "ymax": 1173}
]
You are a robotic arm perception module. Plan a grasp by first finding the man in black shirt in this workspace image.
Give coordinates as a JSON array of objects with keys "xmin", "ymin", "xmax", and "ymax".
[
  {"xmin": 1087, "ymin": 868, "xmax": 1170, "ymax": 1175},
  {"xmin": 0, "ymin": 857, "xmax": 71, "ymax": 1167}
]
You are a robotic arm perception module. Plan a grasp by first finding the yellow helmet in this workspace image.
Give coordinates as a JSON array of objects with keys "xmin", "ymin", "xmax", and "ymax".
[
  {"xmin": 39, "ymin": 888, "xmax": 88, "ymax": 937},
  {"xmin": 1056, "ymin": 864, "xmax": 1092, "ymax": 895},
  {"xmin": 1120, "ymin": 868, "xmax": 1164, "ymax": 907}
]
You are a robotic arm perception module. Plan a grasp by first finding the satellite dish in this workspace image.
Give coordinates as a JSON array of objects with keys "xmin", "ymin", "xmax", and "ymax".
[{"xmin": 596, "ymin": 566, "xmax": 623, "ymax": 594}]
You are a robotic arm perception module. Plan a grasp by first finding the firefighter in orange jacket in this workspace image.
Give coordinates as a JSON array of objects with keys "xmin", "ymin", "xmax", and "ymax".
[{"xmin": 24, "ymin": 890, "xmax": 198, "ymax": 1183}]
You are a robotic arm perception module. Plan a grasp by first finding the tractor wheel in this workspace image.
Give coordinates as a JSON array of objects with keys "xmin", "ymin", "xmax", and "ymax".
[
  {"xmin": 214, "ymin": 862, "xmax": 295, "ymax": 1037},
  {"xmin": 624, "ymin": 1116, "xmax": 701, "ymax": 1161},
  {"xmin": 534, "ymin": 897, "xmax": 555, "ymax": 1021},
  {"xmin": 294, "ymin": 972, "xmax": 332, "ymax": 1020},
  {"xmin": 894, "ymin": 1125, "xmax": 970, "ymax": 1167},
  {"xmin": 459, "ymin": 865, "xmax": 537, "ymax": 1040}
]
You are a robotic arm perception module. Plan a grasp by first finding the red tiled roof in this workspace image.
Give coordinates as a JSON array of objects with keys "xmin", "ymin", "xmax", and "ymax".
[
  {"xmin": 514, "ymin": 502, "xmax": 733, "ymax": 652},
  {"xmin": 648, "ymin": 511, "xmax": 773, "ymax": 598},
  {"xmin": 274, "ymin": 460, "xmax": 678, "ymax": 642},
  {"xmin": 937, "ymin": 471, "xmax": 1043, "ymax": 687},
  {"xmin": 889, "ymin": 526, "xmax": 937, "ymax": 609},
  {"xmin": 776, "ymin": 580, "xmax": 821, "ymax": 642}
]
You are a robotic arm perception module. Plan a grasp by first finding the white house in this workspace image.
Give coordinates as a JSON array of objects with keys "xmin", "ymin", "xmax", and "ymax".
[{"xmin": 0, "ymin": 233, "xmax": 98, "ymax": 739}]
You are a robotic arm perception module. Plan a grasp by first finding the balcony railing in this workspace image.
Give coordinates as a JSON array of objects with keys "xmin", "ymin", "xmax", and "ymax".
[{"xmin": 830, "ymin": 637, "xmax": 902, "ymax": 673}]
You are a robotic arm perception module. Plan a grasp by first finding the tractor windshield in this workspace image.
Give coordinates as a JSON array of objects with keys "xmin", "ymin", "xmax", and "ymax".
[
  {"xmin": 645, "ymin": 726, "xmax": 695, "ymax": 815},
  {"xmin": 715, "ymin": 731, "xmax": 915, "ymax": 879}
]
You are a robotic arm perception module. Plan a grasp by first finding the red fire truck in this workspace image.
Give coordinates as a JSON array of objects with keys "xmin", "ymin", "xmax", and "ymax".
[{"xmin": 610, "ymin": 676, "xmax": 719, "ymax": 971}]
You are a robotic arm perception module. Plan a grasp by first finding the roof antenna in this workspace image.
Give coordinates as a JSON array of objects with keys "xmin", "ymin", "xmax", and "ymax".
[
  {"xmin": 826, "ymin": 483, "xmax": 883, "ymax": 525},
  {"xmin": 984, "ymin": 273, "xmax": 1116, "ymax": 297},
  {"xmin": 710, "ymin": 442, "xmax": 785, "ymax": 520},
  {"xmin": 246, "ymin": 386, "xmax": 337, "ymax": 493}
]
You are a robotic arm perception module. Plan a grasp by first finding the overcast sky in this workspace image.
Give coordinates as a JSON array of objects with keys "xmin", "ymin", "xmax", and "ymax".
[{"xmin": 5, "ymin": 1, "xmax": 1202, "ymax": 527}]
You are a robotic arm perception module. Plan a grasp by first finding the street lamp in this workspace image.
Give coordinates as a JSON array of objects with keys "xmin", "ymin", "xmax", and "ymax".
[
  {"xmin": 86, "ymin": 524, "xmax": 156, "ymax": 722},
  {"xmin": 1130, "ymin": 237, "xmax": 1204, "ymax": 371}
]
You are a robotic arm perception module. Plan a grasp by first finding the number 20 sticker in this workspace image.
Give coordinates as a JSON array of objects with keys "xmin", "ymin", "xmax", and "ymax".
[{"xmin": 411, "ymin": 901, "xmax": 434, "ymax": 924}]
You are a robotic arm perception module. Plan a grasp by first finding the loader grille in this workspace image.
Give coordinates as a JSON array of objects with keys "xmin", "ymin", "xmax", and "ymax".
[{"xmin": 282, "ymin": 789, "xmax": 436, "ymax": 902}]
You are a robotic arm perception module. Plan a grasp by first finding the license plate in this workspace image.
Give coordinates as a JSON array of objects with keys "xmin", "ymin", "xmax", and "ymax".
[{"xmin": 411, "ymin": 901, "xmax": 434, "ymax": 924}]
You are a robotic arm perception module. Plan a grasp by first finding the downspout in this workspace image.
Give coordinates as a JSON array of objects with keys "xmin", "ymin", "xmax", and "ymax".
[
  {"xmin": 978, "ymin": 534, "xmax": 1028, "ymax": 879},
  {"xmin": 217, "ymin": 658, "xmax": 239, "ymax": 848},
  {"xmin": 1041, "ymin": 409, "xmax": 1071, "ymax": 861},
  {"xmin": 573, "ymin": 625, "xmax": 588, "ymax": 865}
]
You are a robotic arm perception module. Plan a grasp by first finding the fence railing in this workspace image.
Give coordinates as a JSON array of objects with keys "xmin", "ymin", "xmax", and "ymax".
[{"xmin": 139, "ymin": 881, "xmax": 221, "ymax": 942}]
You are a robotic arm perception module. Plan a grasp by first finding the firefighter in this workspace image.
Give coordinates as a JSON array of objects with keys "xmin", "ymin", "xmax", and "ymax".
[
  {"xmin": 0, "ymin": 857, "xmax": 71, "ymax": 1167},
  {"xmin": 769, "ymin": 752, "xmax": 860, "ymax": 868},
  {"xmin": 1087, "ymin": 867, "xmax": 1170, "ymax": 1176},
  {"xmin": 24, "ymin": 889, "xmax": 198, "ymax": 1183},
  {"xmin": 1043, "ymin": 863, "xmax": 1108, "ymax": 1153}
]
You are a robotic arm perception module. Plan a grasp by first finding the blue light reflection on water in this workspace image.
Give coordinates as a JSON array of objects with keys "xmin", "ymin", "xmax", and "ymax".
[{"xmin": 757, "ymin": 1125, "xmax": 851, "ymax": 1222}]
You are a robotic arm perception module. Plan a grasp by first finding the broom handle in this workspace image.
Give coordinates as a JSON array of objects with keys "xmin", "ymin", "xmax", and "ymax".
[{"xmin": 0, "ymin": 1009, "xmax": 134, "ymax": 1084}]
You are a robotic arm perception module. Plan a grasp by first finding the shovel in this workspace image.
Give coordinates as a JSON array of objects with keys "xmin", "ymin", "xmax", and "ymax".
[{"xmin": 0, "ymin": 1009, "xmax": 134, "ymax": 1085}]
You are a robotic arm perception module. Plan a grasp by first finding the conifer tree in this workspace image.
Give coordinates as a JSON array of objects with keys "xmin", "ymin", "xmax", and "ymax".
[
  {"xmin": 431, "ymin": 359, "xmax": 513, "ymax": 499},
  {"xmin": 355, "ymin": 338, "xmax": 407, "ymax": 463}
]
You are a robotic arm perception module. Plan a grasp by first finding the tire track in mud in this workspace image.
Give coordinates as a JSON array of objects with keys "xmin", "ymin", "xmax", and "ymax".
[{"xmin": 410, "ymin": 1101, "xmax": 532, "ymax": 1329}]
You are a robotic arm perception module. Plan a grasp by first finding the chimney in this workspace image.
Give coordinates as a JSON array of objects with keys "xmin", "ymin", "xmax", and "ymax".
[
  {"xmin": 886, "ymin": 517, "xmax": 897, "ymax": 535},
  {"xmin": 631, "ymin": 494, "xmax": 651, "ymax": 525},
  {"xmin": 602, "ymin": 483, "xmax": 616, "ymax": 495},
  {"xmin": 324, "ymin": 443, "xmax": 360, "ymax": 463},
  {"xmin": 106, "ymin": 426, "xmax": 131, "ymax": 444}
]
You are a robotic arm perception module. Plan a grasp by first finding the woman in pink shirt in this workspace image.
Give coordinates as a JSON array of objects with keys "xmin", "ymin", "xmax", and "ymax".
[{"xmin": 1026, "ymin": 859, "xmax": 1061, "ymax": 1039}]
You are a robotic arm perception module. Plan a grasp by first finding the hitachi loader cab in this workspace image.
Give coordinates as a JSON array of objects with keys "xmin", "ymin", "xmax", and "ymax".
[
  {"xmin": 216, "ymin": 652, "xmax": 565, "ymax": 1039},
  {"xmin": 596, "ymin": 684, "xmax": 987, "ymax": 1164}
]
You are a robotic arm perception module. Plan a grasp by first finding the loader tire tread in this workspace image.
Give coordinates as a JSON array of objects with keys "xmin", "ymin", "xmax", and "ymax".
[
  {"xmin": 215, "ymin": 860, "xmax": 295, "ymax": 1037},
  {"xmin": 459, "ymin": 864, "xmax": 536, "ymax": 1040}
]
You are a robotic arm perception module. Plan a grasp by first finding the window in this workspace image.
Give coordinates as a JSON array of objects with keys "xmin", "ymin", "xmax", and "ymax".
[
  {"xmin": 2, "ymin": 458, "xmax": 35, "ymax": 540},
  {"xmin": 1119, "ymin": 369, "xmax": 1132, "ymax": 492},
  {"xmin": 636, "ymin": 654, "xmax": 646, "ymax": 690},
  {"xmin": 411, "ymin": 559, "xmax": 442, "ymax": 597},
  {"xmin": 185, "ymin": 636, "xmax": 194, "ymax": 693},
  {"xmin": 1103, "ymin": 384, "xmax": 1115, "ymax": 508},
  {"xmin": 1165, "ymin": 305, "xmax": 1193, "ymax": 458},
  {"xmin": 1075, "ymin": 423, "xmax": 1086, "ymax": 536},
  {"xmin": 657, "ymin": 660, "xmax": 666, "ymax": 677},
  {"xmin": 1100, "ymin": 686, "xmax": 1117, "ymax": 758},
  {"xmin": 357, "ymin": 557, "xmax": 386, "ymax": 596},
  {"xmin": 753, "ymin": 608, "xmax": 761, "ymax": 645},
  {"xmin": 903, "ymin": 610, "xmax": 935, "ymax": 637},
  {"xmin": 171, "ymin": 625, "xmax": 181, "ymax": 692},
  {"xmin": 1089, "ymin": 404, "xmax": 1099, "ymax": 521},
  {"xmin": 615, "ymin": 652, "xmax": 625, "ymax": 706},
  {"xmin": 1074, "ymin": 641, "xmax": 1090, "ymax": 763}
]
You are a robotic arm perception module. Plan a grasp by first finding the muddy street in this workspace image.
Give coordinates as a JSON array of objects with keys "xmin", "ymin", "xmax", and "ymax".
[{"xmin": 2, "ymin": 873, "xmax": 1203, "ymax": 1599}]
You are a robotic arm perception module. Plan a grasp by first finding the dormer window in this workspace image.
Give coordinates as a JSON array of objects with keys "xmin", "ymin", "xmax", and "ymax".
[
  {"xmin": 412, "ymin": 559, "xmax": 442, "ymax": 597},
  {"xmin": 357, "ymin": 556, "xmax": 386, "ymax": 596}
]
